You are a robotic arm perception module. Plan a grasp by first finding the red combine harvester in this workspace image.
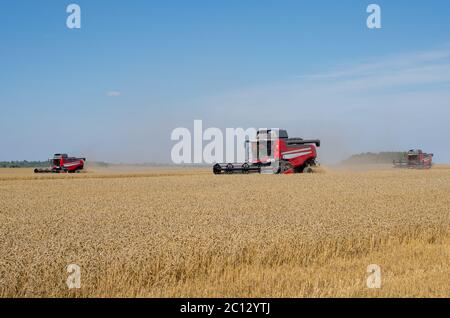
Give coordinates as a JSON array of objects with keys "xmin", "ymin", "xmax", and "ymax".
[
  {"xmin": 34, "ymin": 154, "xmax": 86, "ymax": 173},
  {"xmin": 393, "ymin": 149, "xmax": 433, "ymax": 169},
  {"xmin": 213, "ymin": 129, "xmax": 320, "ymax": 174}
]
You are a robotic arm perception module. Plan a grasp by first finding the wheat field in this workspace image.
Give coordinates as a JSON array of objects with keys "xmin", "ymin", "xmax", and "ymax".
[{"xmin": 0, "ymin": 166, "xmax": 450, "ymax": 297}]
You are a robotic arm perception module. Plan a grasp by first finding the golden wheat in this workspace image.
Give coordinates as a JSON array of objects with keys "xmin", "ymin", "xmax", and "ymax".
[{"xmin": 0, "ymin": 166, "xmax": 449, "ymax": 297}]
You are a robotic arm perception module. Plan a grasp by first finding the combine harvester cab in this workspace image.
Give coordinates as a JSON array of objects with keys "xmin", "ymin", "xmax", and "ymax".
[
  {"xmin": 393, "ymin": 149, "xmax": 433, "ymax": 169},
  {"xmin": 213, "ymin": 129, "xmax": 320, "ymax": 175},
  {"xmin": 34, "ymin": 154, "xmax": 86, "ymax": 173}
]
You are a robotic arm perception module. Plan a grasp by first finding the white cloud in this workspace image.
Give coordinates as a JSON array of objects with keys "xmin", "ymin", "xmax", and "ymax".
[
  {"xmin": 296, "ymin": 48, "xmax": 450, "ymax": 90},
  {"xmin": 106, "ymin": 91, "xmax": 121, "ymax": 97}
]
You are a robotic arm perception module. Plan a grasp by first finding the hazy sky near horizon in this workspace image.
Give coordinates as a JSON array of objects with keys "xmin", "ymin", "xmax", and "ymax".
[{"xmin": 1, "ymin": 1, "xmax": 450, "ymax": 163}]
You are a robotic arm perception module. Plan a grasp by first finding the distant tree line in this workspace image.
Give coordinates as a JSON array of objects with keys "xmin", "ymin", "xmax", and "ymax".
[
  {"xmin": 0, "ymin": 160, "xmax": 49, "ymax": 168},
  {"xmin": 342, "ymin": 152, "xmax": 406, "ymax": 165}
]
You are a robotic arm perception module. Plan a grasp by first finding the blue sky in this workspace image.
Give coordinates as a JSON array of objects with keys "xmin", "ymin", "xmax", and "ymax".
[{"xmin": 1, "ymin": 1, "xmax": 450, "ymax": 163}]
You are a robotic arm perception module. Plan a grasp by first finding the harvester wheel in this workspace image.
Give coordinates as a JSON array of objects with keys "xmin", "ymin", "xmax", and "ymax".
[
  {"xmin": 303, "ymin": 166, "xmax": 314, "ymax": 173},
  {"xmin": 279, "ymin": 161, "xmax": 293, "ymax": 173}
]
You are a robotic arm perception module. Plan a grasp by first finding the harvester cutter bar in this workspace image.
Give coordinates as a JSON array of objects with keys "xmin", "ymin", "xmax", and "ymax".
[{"xmin": 213, "ymin": 163, "xmax": 261, "ymax": 174}]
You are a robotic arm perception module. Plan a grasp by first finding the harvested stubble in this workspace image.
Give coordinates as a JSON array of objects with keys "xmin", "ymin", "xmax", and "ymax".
[{"xmin": 0, "ymin": 167, "xmax": 449, "ymax": 297}]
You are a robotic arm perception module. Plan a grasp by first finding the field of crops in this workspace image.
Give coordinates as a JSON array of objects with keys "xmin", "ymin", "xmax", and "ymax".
[{"xmin": 1, "ymin": 166, "xmax": 450, "ymax": 297}]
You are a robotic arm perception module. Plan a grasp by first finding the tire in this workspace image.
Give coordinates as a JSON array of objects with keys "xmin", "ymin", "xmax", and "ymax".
[
  {"xmin": 303, "ymin": 166, "xmax": 314, "ymax": 173},
  {"xmin": 279, "ymin": 161, "xmax": 293, "ymax": 174}
]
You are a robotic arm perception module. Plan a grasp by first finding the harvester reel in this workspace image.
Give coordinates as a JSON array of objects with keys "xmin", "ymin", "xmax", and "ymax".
[{"xmin": 213, "ymin": 164, "xmax": 222, "ymax": 175}]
